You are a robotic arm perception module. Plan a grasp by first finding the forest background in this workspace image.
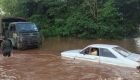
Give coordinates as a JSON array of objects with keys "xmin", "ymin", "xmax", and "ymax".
[{"xmin": 0, "ymin": 0, "xmax": 140, "ymax": 39}]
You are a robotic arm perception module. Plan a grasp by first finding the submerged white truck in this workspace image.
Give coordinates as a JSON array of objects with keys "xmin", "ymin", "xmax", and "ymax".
[{"xmin": 61, "ymin": 44, "xmax": 140, "ymax": 69}]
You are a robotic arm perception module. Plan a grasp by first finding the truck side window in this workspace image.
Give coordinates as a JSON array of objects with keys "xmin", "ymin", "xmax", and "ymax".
[
  {"xmin": 80, "ymin": 47, "xmax": 99, "ymax": 56},
  {"xmin": 80, "ymin": 47, "xmax": 90, "ymax": 55},
  {"xmin": 10, "ymin": 25, "xmax": 16, "ymax": 33},
  {"xmin": 99, "ymin": 48, "xmax": 117, "ymax": 58}
]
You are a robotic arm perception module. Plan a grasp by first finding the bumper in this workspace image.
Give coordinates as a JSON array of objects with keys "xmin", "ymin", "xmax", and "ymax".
[
  {"xmin": 137, "ymin": 66, "xmax": 140, "ymax": 71},
  {"xmin": 22, "ymin": 38, "xmax": 40, "ymax": 47},
  {"xmin": 19, "ymin": 36, "xmax": 41, "ymax": 47},
  {"xmin": 137, "ymin": 66, "xmax": 140, "ymax": 69},
  {"xmin": 23, "ymin": 41, "xmax": 39, "ymax": 46}
]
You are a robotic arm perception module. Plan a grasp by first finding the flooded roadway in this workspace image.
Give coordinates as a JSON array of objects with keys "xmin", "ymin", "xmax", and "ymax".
[{"xmin": 0, "ymin": 38, "xmax": 140, "ymax": 80}]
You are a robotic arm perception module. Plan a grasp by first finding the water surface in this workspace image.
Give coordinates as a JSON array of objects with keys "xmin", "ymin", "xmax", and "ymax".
[{"xmin": 0, "ymin": 38, "xmax": 140, "ymax": 80}]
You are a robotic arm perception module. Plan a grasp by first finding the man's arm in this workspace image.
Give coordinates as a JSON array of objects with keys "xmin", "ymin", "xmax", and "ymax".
[{"xmin": 1, "ymin": 41, "xmax": 5, "ymax": 50}]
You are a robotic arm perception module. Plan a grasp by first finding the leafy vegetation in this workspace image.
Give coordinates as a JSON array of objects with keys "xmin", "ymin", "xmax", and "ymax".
[{"xmin": 0, "ymin": 0, "xmax": 140, "ymax": 39}]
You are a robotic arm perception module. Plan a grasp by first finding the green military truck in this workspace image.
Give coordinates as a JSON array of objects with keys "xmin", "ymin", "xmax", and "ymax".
[{"xmin": 0, "ymin": 17, "xmax": 41, "ymax": 49}]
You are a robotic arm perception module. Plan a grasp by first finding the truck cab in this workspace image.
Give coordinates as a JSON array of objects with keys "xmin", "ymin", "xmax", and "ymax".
[{"xmin": 8, "ymin": 22, "xmax": 41, "ymax": 49}]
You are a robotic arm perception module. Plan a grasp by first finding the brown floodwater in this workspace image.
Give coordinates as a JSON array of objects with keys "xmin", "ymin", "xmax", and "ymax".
[{"xmin": 0, "ymin": 38, "xmax": 140, "ymax": 80}]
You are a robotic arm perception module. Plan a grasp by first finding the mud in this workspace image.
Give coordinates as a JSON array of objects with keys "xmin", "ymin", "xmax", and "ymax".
[{"xmin": 0, "ymin": 38, "xmax": 140, "ymax": 80}]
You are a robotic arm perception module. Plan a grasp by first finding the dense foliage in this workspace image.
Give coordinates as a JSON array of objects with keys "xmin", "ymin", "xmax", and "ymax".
[{"xmin": 0, "ymin": 0, "xmax": 140, "ymax": 39}]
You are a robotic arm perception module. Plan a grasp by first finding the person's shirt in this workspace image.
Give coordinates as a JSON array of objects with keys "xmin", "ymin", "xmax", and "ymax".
[
  {"xmin": 1, "ymin": 40, "xmax": 12, "ymax": 51},
  {"xmin": 91, "ymin": 50, "xmax": 97, "ymax": 55}
]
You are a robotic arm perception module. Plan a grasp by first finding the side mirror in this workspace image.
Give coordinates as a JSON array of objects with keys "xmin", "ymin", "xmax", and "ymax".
[{"xmin": 38, "ymin": 26, "xmax": 41, "ymax": 31}]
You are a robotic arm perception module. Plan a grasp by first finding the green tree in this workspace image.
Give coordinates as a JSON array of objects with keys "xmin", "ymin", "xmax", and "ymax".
[{"xmin": 0, "ymin": 0, "xmax": 139, "ymax": 39}]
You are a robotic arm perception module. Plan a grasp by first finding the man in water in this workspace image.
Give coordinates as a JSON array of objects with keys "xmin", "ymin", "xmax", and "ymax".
[{"xmin": 1, "ymin": 37, "xmax": 12, "ymax": 57}]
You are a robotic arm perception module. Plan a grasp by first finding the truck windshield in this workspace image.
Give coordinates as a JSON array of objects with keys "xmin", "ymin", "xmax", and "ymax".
[
  {"xmin": 16, "ymin": 23, "xmax": 38, "ymax": 32},
  {"xmin": 113, "ymin": 47, "xmax": 132, "ymax": 57}
]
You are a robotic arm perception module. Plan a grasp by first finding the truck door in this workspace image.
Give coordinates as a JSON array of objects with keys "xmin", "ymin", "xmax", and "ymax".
[
  {"xmin": 8, "ymin": 24, "xmax": 17, "ymax": 47},
  {"xmin": 79, "ymin": 47, "xmax": 99, "ymax": 62},
  {"xmin": 99, "ymin": 48, "xmax": 122, "ymax": 66}
]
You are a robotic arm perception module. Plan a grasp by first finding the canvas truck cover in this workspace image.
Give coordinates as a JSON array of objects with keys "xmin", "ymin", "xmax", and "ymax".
[{"xmin": 0, "ymin": 17, "xmax": 26, "ymax": 34}]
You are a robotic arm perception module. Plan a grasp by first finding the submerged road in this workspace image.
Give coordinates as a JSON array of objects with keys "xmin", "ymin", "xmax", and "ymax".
[{"xmin": 0, "ymin": 38, "xmax": 140, "ymax": 80}]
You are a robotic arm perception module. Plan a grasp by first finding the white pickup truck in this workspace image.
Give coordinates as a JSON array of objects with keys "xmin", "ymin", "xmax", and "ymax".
[{"xmin": 61, "ymin": 44, "xmax": 140, "ymax": 69}]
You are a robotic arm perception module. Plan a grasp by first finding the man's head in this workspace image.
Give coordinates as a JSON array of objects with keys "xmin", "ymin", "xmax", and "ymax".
[{"xmin": 93, "ymin": 48, "xmax": 97, "ymax": 51}]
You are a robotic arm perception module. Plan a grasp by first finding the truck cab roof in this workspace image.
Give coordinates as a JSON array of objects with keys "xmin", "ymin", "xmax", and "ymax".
[
  {"xmin": 10, "ymin": 22, "xmax": 34, "ymax": 25},
  {"xmin": 0, "ymin": 17, "xmax": 26, "ymax": 22},
  {"xmin": 88, "ymin": 44, "xmax": 118, "ymax": 49}
]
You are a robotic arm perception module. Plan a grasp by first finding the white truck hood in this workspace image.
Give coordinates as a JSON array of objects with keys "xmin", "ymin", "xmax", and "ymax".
[
  {"xmin": 127, "ymin": 53, "xmax": 140, "ymax": 61},
  {"xmin": 61, "ymin": 49, "xmax": 81, "ymax": 57},
  {"xmin": 61, "ymin": 49, "xmax": 81, "ymax": 54}
]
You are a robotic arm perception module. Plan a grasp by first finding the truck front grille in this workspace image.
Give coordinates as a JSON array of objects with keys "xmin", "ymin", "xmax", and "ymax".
[{"xmin": 23, "ymin": 36, "xmax": 39, "ymax": 43}]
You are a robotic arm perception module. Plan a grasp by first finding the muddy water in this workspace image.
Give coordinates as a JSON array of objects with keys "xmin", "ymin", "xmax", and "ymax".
[{"xmin": 0, "ymin": 38, "xmax": 140, "ymax": 80}]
